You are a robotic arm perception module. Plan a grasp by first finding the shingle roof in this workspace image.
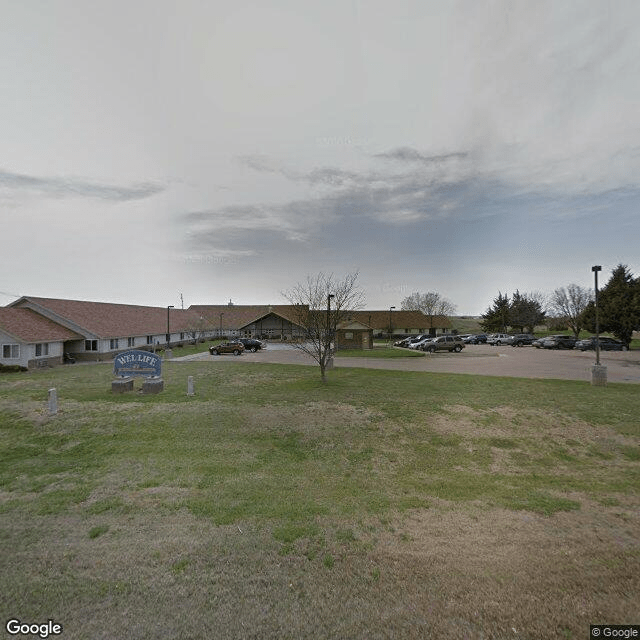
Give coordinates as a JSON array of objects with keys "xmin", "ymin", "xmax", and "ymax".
[
  {"xmin": 11, "ymin": 297, "xmax": 207, "ymax": 338},
  {"xmin": 347, "ymin": 310, "xmax": 451, "ymax": 329},
  {"xmin": 189, "ymin": 305, "xmax": 306, "ymax": 329},
  {"xmin": 0, "ymin": 308, "xmax": 82, "ymax": 342}
]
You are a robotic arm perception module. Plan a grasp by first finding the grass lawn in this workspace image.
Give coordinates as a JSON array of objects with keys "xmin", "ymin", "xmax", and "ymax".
[{"xmin": 1, "ymin": 362, "xmax": 638, "ymax": 639}]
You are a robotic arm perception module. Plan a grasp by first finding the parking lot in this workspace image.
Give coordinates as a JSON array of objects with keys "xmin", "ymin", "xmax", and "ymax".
[{"xmin": 180, "ymin": 343, "xmax": 640, "ymax": 384}]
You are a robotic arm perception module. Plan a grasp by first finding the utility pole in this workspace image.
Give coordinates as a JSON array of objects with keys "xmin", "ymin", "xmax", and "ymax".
[{"xmin": 591, "ymin": 265, "xmax": 606, "ymax": 386}]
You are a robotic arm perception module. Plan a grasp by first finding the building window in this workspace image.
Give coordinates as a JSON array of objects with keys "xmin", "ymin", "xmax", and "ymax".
[
  {"xmin": 85, "ymin": 340, "xmax": 98, "ymax": 351},
  {"xmin": 3, "ymin": 344, "xmax": 20, "ymax": 359},
  {"xmin": 146, "ymin": 335, "xmax": 153, "ymax": 345},
  {"xmin": 110, "ymin": 339, "xmax": 119, "ymax": 350},
  {"xmin": 35, "ymin": 343, "xmax": 49, "ymax": 357},
  {"xmin": 180, "ymin": 333, "xmax": 185, "ymax": 341},
  {"xmin": 127, "ymin": 337, "xmax": 135, "ymax": 347}
]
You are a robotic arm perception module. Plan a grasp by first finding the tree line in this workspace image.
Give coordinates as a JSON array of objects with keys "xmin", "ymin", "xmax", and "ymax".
[{"xmin": 480, "ymin": 264, "xmax": 640, "ymax": 345}]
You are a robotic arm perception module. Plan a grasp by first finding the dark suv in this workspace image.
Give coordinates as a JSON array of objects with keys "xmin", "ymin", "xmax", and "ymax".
[
  {"xmin": 209, "ymin": 342, "xmax": 245, "ymax": 355},
  {"xmin": 237, "ymin": 338, "xmax": 266, "ymax": 352},
  {"xmin": 421, "ymin": 335, "xmax": 465, "ymax": 353},
  {"xmin": 507, "ymin": 333, "xmax": 536, "ymax": 347},
  {"xmin": 542, "ymin": 335, "xmax": 578, "ymax": 350}
]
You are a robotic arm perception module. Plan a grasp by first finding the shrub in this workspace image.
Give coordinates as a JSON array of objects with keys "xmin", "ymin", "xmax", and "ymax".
[{"xmin": 0, "ymin": 363, "xmax": 28, "ymax": 373}]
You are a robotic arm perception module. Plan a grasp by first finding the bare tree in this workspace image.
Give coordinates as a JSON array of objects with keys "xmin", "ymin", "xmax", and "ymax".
[
  {"xmin": 401, "ymin": 291, "xmax": 457, "ymax": 331},
  {"xmin": 186, "ymin": 315, "xmax": 212, "ymax": 344},
  {"xmin": 282, "ymin": 272, "xmax": 365, "ymax": 383},
  {"xmin": 550, "ymin": 284, "xmax": 592, "ymax": 337}
]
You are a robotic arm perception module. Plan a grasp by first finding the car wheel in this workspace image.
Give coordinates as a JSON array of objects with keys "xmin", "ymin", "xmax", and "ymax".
[
  {"xmin": 621, "ymin": 345, "xmax": 629, "ymax": 351},
  {"xmin": 427, "ymin": 346, "xmax": 436, "ymax": 353},
  {"xmin": 516, "ymin": 341, "xmax": 523, "ymax": 347},
  {"xmin": 233, "ymin": 350, "xmax": 240, "ymax": 355},
  {"xmin": 212, "ymin": 350, "xmax": 219, "ymax": 355},
  {"xmin": 251, "ymin": 347, "xmax": 257, "ymax": 352},
  {"xmin": 453, "ymin": 345, "xmax": 462, "ymax": 352},
  {"xmin": 495, "ymin": 341, "xmax": 501, "ymax": 346}
]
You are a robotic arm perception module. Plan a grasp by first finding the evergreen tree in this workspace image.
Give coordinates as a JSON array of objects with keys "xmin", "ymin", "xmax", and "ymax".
[
  {"xmin": 480, "ymin": 292, "xmax": 510, "ymax": 332},
  {"xmin": 582, "ymin": 264, "xmax": 639, "ymax": 346},
  {"xmin": 509, "ymin": 290, "xmax": 546, "ymax": 333}
]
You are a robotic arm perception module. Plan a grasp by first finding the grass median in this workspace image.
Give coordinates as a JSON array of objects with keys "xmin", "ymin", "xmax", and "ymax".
[{"xmin": 1, "ymin": 362, "xmax": 638, "ymax": 638}]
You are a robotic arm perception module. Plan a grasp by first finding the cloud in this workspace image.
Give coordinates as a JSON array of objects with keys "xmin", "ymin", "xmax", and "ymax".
[
  {"xmin": 183, "ymin": 147, "xmax": 494, "ymax": 260},
  {"xmin": 238, "ymin": 155, "xmax": 361, "ymax": 188},
  {"xmin": 0, "ymin": 169, "xmax": 165, "ymax": 202},
  {"xmin": 373, "ymin": 148, "xmax": 468, "ymax": 165}
]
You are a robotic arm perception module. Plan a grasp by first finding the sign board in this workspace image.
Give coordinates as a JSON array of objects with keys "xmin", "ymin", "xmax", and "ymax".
[{"xmin": 113, "ymin": 350, "xmax": 162, "ymax": 378}]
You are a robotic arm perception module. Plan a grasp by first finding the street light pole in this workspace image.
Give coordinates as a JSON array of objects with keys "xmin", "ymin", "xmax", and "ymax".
[
  {"xmin": 388, "ymin": 306, "xmax": 396, "ymax": 343},
  {"xmin": 592, "ymin": 266, "xmax": 602, "ymax": 366},
  {"xmin": 326, "ymin": 294, "xmax": 335, "ymax": 342},
  {"xmin": 590, "ymin": 265, "xmax": 607, "ymax": 386},
  {"xmin": 166, "ymin": 305, "xmax": 174, "ymax": 346}
]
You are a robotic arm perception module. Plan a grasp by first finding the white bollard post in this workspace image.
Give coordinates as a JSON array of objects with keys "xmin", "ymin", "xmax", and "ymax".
[
  {"xmin": 48, "ymin": 388, "xmax": 58, "ymax": 415},
  {"xmin": 187, "ymin": 376, "xmax": 195, "ymax": 396}
]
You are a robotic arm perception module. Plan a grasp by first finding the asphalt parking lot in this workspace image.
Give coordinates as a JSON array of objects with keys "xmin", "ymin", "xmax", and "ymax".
[{"xmin": 178, "ymin": 343, "xmax": 640, "ymax": 384}]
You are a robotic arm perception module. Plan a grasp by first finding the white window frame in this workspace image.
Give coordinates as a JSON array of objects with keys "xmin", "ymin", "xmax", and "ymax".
[
  {"xmin": 127, "ymin": 337, "xmax": 135, "ymax": 347},
  {"xmin": 85, "ymin": 340, "xmax": 98, "ymax": 351},
  {"xmin": 3, "ymin": 344, "xmax": 20, "ymax": 359},
  {"xmin": 110, "ymin": 338, "xmax": 119, "ymax": 350},
  {"xmin": 35, "ymin": 343, "xmax": 49, "ymax": 357}
]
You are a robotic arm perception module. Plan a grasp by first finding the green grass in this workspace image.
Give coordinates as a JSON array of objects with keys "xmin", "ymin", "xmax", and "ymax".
[{"xmin": 1, "ymin": 361, "xmax": 638, "ymax": 638}]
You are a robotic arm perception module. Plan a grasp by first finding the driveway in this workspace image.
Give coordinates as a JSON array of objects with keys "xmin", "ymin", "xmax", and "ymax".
[{"xmin": 174, "ymin": 344, "xmax": 640, "ymax": 384}]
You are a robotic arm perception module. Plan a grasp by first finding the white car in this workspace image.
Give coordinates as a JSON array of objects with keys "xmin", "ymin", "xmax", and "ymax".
[
  {"xmin": 409, "ymin": 337, "xmax": 435, "ymax": 349},
  {"xmin": 487, "ymin": 333, "xmax": 511, "ymax": 345}
]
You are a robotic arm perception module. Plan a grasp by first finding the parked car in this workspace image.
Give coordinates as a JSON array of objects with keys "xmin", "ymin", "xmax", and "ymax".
[
  {"xmin": 506, "ymin": 333, "xmax": 537, "ymax": 347},
  {"xmin": 532, "ymin": 337, "xmax": 547, "ymax": 349},
  {"xmin": 574, "ymin": 336, "xmax": 629, "ymax": 351},
  {"xmin": 421, "ymin": 335, "xmax": 465, "ymax": 353},
  {"xmin": 541, "ymin": 335, "xmax": 578, "ymax": 350},
  {"xmin": 409, "ymin": 337, "xmax": 435, "ymax": 350},
  {"xmin": 487, "ymin": 334, "xmax": 511, "ymax": 346},
  {"xmin": 209, "ymin": 341, "xmax": 245, "ymax": 355},
  {"xmin": 237, "ymin": 338, "xmax": 266, "ymax": 352},
  {"xmin": 394, "ymin": 336, "xmax": 419, "ymax": 348},
  {"xmin": 464, "ymin": 334, "xmax": 487, "ymax": 344}
]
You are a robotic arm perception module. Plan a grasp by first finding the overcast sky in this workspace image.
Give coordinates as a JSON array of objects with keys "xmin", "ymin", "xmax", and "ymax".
[{"xmin": 1, "ymin": 0, "xmax": 639, "ymax": 315}]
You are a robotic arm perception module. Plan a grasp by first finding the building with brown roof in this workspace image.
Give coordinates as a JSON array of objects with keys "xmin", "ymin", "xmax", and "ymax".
[
  {"xmin": 1, "ymin": 296, "xmax": 450, "ymax": 367},
  {"xmin": 190, "ymin": 304, "xmax": 308, "ymax": 340},
  {"xmin": 0, "ymin": 308, "xmax": 83, "ymax": 368},
  {"xmin": 7, "ymin": 297, "xmax": 218, "ymax": 363}
]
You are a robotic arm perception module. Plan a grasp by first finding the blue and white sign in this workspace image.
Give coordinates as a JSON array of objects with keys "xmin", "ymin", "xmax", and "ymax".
[{"xmin": 113, "ymin": 350, "xmax": 162, "ymax": 378}]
